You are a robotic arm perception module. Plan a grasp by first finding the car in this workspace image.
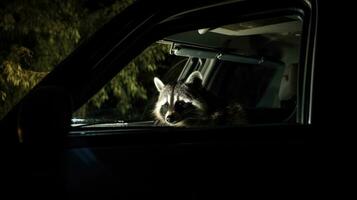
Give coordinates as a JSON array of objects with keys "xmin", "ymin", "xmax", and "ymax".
[{"xmin": 1, "ymin": 0, "xmax": 329, "ymax": 199}]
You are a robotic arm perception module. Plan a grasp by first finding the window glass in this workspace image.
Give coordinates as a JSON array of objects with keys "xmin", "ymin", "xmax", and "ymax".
[{"xmin": 72, "ymin": 15, "xmax": 302, "ymax": 127}]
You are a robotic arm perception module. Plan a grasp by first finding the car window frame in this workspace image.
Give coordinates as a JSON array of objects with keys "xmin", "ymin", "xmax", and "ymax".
[
  {"xmin": 68, "ymin": 1, "xmax": 313, "ymax": 131},
  {"xmin": 0, "ymin": 0, "xmax": 317, "ymax": 145}
]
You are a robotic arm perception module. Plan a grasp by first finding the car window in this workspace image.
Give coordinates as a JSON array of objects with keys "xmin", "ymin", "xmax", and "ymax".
[
  {"xmin": 0, "ymin": 0, "xmax": 133, "ymax": 120},
  {"xmin": 72, "ymin": 15, "xmax": 302, "ymax": 127}
]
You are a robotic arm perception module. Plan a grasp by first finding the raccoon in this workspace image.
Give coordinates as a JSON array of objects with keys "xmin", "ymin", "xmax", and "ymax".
[{"xmin": 153, "ymin": 71, "xmax": 246, "ymax": 127}]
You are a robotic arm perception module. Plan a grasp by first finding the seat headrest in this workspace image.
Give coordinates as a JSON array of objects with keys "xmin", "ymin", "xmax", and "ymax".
[{"xmin": 279, "ymin": 63, "xmax": 298, "ymax": 101}]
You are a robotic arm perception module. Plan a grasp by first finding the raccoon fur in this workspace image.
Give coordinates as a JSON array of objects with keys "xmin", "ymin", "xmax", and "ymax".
[{"xmin": 153, "ymin": 71, "xmax": 246, "ymax": 127}]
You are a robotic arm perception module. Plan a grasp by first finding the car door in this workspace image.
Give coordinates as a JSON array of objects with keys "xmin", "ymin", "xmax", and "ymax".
[{"xmin": 1, "ymin": 0, "xmax": 318, "ymax": 199}]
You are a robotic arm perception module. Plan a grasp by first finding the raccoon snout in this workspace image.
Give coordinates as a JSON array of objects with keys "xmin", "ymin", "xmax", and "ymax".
[{"xmin": 166, "ymin": 114, "xmax": 179, "ymax": 123}]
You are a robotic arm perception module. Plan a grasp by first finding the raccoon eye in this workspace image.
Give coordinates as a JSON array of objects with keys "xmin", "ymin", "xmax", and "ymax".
[
  {"xmin": 176, "ymin": 101, "xmax": 184, "ymax": 106},
  {"xmin": 162, "ymin": 102, "xmax": 169, "ymax": 108},
  {"xmin": 175, "ymin": 101, "xmax": 188, "ymax": 111},
  {"xmin": 160, "ymin": 102, "xmax": 169, "ymax": 118}
]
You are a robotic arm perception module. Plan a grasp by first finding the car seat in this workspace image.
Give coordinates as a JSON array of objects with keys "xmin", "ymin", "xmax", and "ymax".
[{"xmin": 278, "ymin": 63, "xmax": 298, "ymax": 122}]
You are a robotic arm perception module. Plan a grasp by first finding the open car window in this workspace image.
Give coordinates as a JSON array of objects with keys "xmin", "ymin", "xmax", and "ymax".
[{"xmin": 72, "ymin": 15, "xmax": 302, "ymax": 128}]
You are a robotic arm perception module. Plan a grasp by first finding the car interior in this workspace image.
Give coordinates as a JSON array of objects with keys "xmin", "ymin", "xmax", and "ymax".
[{"xmin": 135, "ymin": 15, "xmax": 302, "ymax": 126}]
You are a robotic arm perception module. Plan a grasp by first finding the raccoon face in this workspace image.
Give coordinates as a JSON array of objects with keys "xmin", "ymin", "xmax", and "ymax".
[{"xmin": 153, "ymin": 71, "xmax": 207, "ymax": 127}]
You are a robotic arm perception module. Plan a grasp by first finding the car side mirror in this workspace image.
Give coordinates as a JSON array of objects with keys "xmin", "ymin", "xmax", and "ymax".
[
  {"xmin": 17, "ymin": 86, "xmax": 73, "ymax": 148},
  {"xmin": 16, "ymin": 86, "xmax": 72, "ymax": 197}
]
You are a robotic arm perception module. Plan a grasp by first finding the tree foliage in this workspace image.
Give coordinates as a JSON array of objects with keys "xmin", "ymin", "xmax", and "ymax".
[
  {"xmin": 76, "ymin": 43, "xmax": 170, "ymax": 120},
  {"xmin": 0, "ymin": 0, "xmax": 170, "ymax": 120}
]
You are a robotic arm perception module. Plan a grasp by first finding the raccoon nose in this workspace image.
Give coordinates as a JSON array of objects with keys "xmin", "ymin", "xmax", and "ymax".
[{"xmin": 166, "ymin": 114, "xmax": 177, "ymax": 123}]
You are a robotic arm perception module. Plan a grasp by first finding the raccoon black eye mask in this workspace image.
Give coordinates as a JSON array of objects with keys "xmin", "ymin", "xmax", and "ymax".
[{"xmin": 152, "ymin": 71, "xmax": 246, "ymax": 127}]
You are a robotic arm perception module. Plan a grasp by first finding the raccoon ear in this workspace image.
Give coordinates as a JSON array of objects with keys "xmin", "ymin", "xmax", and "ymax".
[
  {"xmin": 154, "ymin": 77, "xmax": 165, "ymax": 92},
  {"xmin": 185, "ymin": 71, "xmax": 203, "ymax": 86}
]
